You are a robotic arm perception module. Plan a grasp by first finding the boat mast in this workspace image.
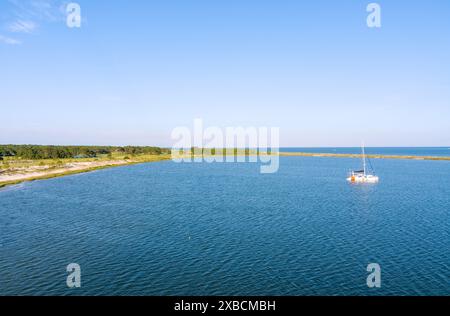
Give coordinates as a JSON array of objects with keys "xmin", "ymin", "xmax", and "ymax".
[{"xmin": 362, "ymin": 142, "xmax": 366, "ymax": 176}]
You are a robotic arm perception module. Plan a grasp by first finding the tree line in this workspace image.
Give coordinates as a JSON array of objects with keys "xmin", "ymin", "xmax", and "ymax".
[{"xmin": 0, "ymin": 145, "xmax": 170, "ymax": 160}]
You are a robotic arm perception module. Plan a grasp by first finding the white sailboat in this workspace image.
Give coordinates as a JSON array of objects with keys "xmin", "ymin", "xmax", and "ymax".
[{"xmin": 347, "ymin": 144, "xmax": 379, "ymax": 183}]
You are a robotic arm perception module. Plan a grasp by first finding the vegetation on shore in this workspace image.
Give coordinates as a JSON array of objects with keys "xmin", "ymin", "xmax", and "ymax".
[{"xmin": 0, "ymin": 145, "xmax": 169, "ymax": 160}]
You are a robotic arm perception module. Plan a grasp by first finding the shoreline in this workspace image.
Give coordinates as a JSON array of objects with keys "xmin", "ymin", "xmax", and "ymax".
[
  {"xmin": 1, "ymin": 152, "xmax": 449, "ymax": 189},
  {"xmin": 0, "ymin": 155, "xmax": 171, "ymax": 189}
]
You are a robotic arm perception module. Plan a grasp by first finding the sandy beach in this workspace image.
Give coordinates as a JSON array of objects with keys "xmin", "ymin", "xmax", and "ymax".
[
  {"xmin": 0, "ymin": 160, "xmax": 130, "ymax": 185},
  {"xmin": 0, "ymin": 154, "xmax": 172, "ymax": 188}
]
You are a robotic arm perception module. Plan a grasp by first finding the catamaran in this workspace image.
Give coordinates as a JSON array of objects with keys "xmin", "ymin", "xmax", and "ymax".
[{"xmin": 347, "ymin": 145, "xmax": 379, "ymax": 183}]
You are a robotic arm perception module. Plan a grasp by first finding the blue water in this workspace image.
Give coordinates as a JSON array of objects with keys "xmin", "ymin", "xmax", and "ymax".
[
  {"xmin": 0, "ymin": 157, "xmax": 449, "ymax": 296},
  {"xmin": 281, "ymin": 147, "xmax": 450, "ymax": 157}
]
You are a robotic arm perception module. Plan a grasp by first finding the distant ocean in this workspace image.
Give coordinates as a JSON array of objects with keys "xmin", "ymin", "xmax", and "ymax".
[{"xmin": 280, "ymin": 147, "xmax": 450, "ymax": 157}]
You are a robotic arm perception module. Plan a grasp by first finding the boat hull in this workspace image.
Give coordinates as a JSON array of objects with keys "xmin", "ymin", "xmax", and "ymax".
[{"xmin": 347, "ymin": 175, "xmax": 379, "ymax": 183}]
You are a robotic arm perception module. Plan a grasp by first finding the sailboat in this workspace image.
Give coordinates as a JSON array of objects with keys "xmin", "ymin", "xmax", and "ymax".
[{"xmin": 347, "ymin": 144, "xmax": 379, "ymax": 183}]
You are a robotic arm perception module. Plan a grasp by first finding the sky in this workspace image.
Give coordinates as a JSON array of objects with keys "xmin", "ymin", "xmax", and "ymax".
[{"xmin": 1, "ymin": 0, "xmax": 449, "ymax": 147}]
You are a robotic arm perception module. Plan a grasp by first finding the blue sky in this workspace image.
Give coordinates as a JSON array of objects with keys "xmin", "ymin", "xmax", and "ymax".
[{"xmin": 1, "ymin": 0, "xmax": 449, "ymax": 146}]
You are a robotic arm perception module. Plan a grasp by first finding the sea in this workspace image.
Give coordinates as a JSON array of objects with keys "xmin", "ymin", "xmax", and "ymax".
[{"xmin": 0, "ymin": 148, "xmax": 449, "ymax": 295}]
